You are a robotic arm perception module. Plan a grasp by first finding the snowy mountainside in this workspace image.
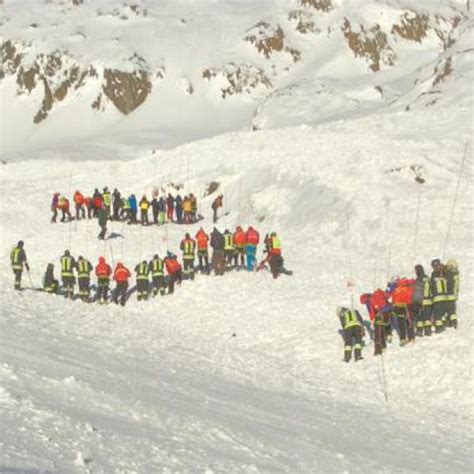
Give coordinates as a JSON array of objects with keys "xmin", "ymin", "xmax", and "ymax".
[
  {"xmin": 1, "ymin": 111, "xmax": 473, "ymax": 471},
  {"xmin": 1, "ymin": 0, "xmax": 473, "ymax": 155}
]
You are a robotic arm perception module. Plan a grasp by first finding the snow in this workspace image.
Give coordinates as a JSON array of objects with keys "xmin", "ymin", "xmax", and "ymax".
[{"xmin": 1, "ymin": 1, "xmax": 474, "ymax": 472}]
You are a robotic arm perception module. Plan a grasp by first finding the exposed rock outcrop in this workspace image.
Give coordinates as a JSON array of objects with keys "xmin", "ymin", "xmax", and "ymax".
[
  {"xmin": 342, "ymin": 19, "xmax": 396, "ymax": 72},
  {"xmin": 288, "ymin": 10, "xmax": 319, "ymax": 35},
  {"xmin": 298, "ymin": 0, "xmax": 333, "ymax": 12},
  {"xmin": 202, "ymin": 63, "xmax": 272, "ymax": 99}
]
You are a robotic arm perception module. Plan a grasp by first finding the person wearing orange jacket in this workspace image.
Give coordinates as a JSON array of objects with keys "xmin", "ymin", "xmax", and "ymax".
[
  {"xmin": 58, "ymin": 196, "xmax": 72, "ymax": 222},
  {"xmin": 245, "ymin": 226, "xmax": 260, "ymax": 271},
  {"xmin": 180, "ymin": 232, "xmax": 196, "ymax": 280},
  {"xmin": 195, "ymin": 227, "xmax": 209, "ymax": 274},
  {"xmin": 233, "ymin": 226, "xmax": 247, "ymax": 269},
  {"xmin": 95, "ymin": 256, "xmax": 112, "ymax": 304},
  {"xmin": 113, "ymin": 262, "xmax": 131, "ymax": 306},
  {"xmin": 164, "ymin": 252, "xmax": 182, "ymax": 294},
  {"xmin": 73, "ymin": 190, "xmax": 85, "ymax": 220},
  {"xmin": 388, "ymin": 277, "xmax": 416, "ymax": 345}
]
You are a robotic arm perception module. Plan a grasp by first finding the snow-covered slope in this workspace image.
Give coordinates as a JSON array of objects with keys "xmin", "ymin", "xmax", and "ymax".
[
  {"xmin": 1, "ymin": 1, "xmax": 473, "ymax": 472},
  {"xmin": 1, "ymin": 108, "xmax": 473, "ymax": 471},
  {"xmin": 1, "ymin": 0, "xmax": 473, "ymax": 155}
]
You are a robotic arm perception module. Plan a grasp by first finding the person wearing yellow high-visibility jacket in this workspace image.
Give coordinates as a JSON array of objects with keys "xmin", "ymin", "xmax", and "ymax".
[
  {"xmin": 445, "ymin": 259, "xmax": 460, "ymax": 329},
  {"xmin": 180, "ymin": 233, "xmax": 196, "ymax": 280},
  {"xmin": 412, "ymin": 264, "xmax": 433, "ymax": 337},
  {"xmin": 135, "ymin": 260, "xmax": 150, "ymax": 301},
  {"xmin": 77, "ymin": 256, "xmax": 93, "ymax": 302},
  {"xmin": 338, "ymin": 307, "xmax": 365, "ymax": 362},
  {"xmin": 10, "ymin": 240, "xmax": 29, "ymax": 290},
  {"xmin": 60, "ymin": 250, "xmax": 76, "ymax": 299},
  {"xmin": 430, "ymin": 259, "xmax": 449, "ymax": 333},
  {"xmin": 149, "ymin": 254, "xmax": 166, "ymax": 296},
  {"xmin": 223, "ymin": 229, "xmax": 235, "ymax": 270}
]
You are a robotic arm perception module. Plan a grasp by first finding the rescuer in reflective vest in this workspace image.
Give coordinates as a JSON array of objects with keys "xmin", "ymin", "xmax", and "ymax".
[
  {"xmin": 337, "ymin": 306, "xmax": 365, "ymax": 363},
  {"xmin": 77, "ymin": 256, "xmax": 93, "ymax": 302},
  {"xmin": 430, "ymin": 259, "xmax": 449, "ymax": 333},
  {"xmin": 412, "ymin": 264, "xmax": 433, "ymax": 337},
  {"xmin": 149, "ymin": 254, "xmax": 166, "ymax": 296},
  {"xmin": 10, "ymin": 240, "xmax": 29, "ymax": 290},
  {"xmin": 180, "ymin": 233, "xmax": 196, "ymax": 280},
  {"xmin": 445, "ymin": 259, "xmax": 460, "ymax": 329},
  {"xmin": 223, "ymin": 229, "xmax": 235, "ymax": 270},
  {"xmin": 135, "ymin": 260, "xmax": 150, "ymax": 301},
  {"xmin": 60, "ymin": 250, "xmax": 76, "ymax": 299},
  {"xmin": 43, "ymin": 263, "xmax": 58, "ymax": 294}
]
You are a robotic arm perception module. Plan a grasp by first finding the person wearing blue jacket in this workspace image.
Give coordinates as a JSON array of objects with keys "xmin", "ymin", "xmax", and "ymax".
[{"xmin": 128, "ymin": 194, "xmax": 138, "ymax": 224}]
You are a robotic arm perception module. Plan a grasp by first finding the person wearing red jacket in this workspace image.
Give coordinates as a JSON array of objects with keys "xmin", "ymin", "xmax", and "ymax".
[
  {"xmin": 195, "ymin": 227, "xmax": 209, "ymax": 274},
  {"xmin": 245, "ymin": 226, "xmax": 260, "ymax": 272},
  {"xmin": 95, "ymin": 256, "xmax": 112, "ymax": 304},
  {"xmin": 73, "ymin": 190, "xmax": 85, "ymax": 220},
  {"xmin": 233, "ymin": 226, "xmax": 247, "ymax": 269},
  {"xmin": 389, "ymin": 277, "xmax": 416, "ymax": 345},
  {"xmin": 164, "ymin": 253, "xmax": 182, "ymax": 294},
  {"xmin": 113, "ymin": 262, "xmax": 131, "ymax": 306},
  {"xmin": 83, "ymin": 196, "xmax": 93, "ymax": 219},
  {"xmin": 360, "ymin": 289, "xmax": 393, "ymax": 355}
]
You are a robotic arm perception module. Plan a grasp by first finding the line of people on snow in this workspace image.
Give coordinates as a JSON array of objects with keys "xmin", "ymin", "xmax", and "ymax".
[
  {"xmin": 9, "ymin": 228, "xmax": 291, "ymax": 304},
  {"xmin": 338, "ymin": 258, "xmax": 460, "ymax": 363},
  {"xmin": 51, "ymin": 188, "xmax": 204, "ymax": 226}
]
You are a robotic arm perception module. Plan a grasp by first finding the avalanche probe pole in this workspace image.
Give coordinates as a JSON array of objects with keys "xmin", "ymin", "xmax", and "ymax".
[{"xmin": 442, "ymin": 142, "xmax": 469, "ymax": 260}]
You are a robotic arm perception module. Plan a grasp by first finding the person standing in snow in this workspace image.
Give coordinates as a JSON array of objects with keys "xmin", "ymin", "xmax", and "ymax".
[
  {"xmin": 164, "ymin": 252, "xmax": 182, "ymax": 294},
  {"xmin": 135, "ymin": 260, "xmax": 150, "ymax": 301},
  {"xmin": 97, "ymin": 203, "xmax": 108, "ymax": 240},
  {"xmin": 112, "ymin": 188, "xmax": 122, "ymax": 221},
  {"xmin": 338, "ymin": 306, "xmax": 364, "ymax": 362},
  {"xmin": 233, "ymin": 226, "xmax": 247, "ymax": 269},
  {"xmin": 430, "ymin": 259, "xmax": 449, "ymax": 333},
  {"xmin": 211, "ymin": 194, "xmax": 223, "ymax": 223},
  {"xmin": 190, "ymin": 193, "xmax": 198, "ymax": 223},
  {"xmin": 51, "ymin": 192, "xmax": 60, "ymax": 223},
  {"xmin": 183, "ymin": 195, "xmax": 192, "ymax": 224},
  {"xmin": 73, "ymin": 190, "xmax": 85, "ymax": 220},
  {"xmin": 95, "ymin": 256, "xmax": 112, "ymax": 304},
  {"xmin": 223, "ymin": 229, "xmax": 235, "ymax": 270},
  {"xmin": 166, "ymin": 193, "xmax": 175, "ymax": 222},
  {"xmin": 129, "ymin": 194, "xmax": 138, "ymax": 224},
  {"xmin": 158, "ymin": 196, "xmax": 166, "ymax": 225},
  {"xmin": 139, "ymin": 195, "xmax": 150, "ymax": 226},
  {"xmin": 195, "ymin": 227, "xmax": 210, "ymax": 274},
  {"xmin": 77, "ymin": 255, "xmax": 93, "ymax": 302},
  {"xmin": 245, "ymin": 226, "xmax": 260, "ymax": 272},
  {"xmin": 445, "ymin": 259, "xmax": 460, "ymax": 329},
  {"xmin": 60, "ymin": 250, "xmax": 76, "ymax": 299},
  {"xmin": 412, "ymin": 264, "xmax": 433, "ymax": 337},
  {"xmin": 10, "ymin": 240, "xmax": 29, "ymax": 290},
  {"xmin": 388, "ymin": 277, "xmax": 416, "ymax": 346},
  {"xmin": 113, "ymin": 262, "xmax": 131, "ymax": 306},
  {"xmin": 102, "ymin": 187, "xmax": 111, "ymax": 217},
  {"xmin": 43, "ymin": 263, "xmax": 58, "ymax": 294},
  {"xmin": 151, "ymin": 196, "xmax": 159, "ymax": 225},
  {"xmin": 175, "ymin": 194, "xmax": 183, "ymax": 224},
  {"xmin": 149, "ymin": 254, "xmax": 166, "ymax": 296},
  {"xmin": 210, "ymin": 227, "xmax": 225, "ymax": 276},
  {"xmin": 180, "ymin": 232, "xmax": 196, "ymax": 280}
]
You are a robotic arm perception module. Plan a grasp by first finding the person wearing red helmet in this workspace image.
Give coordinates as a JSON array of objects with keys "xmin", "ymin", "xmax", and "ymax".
[
  {"xmin": 113, "ymin": 262, "xmax": 131, "ymax": 306},
  {"xmin": 95, "ymin": 256, "xmax": 112, "ymax": 304}
]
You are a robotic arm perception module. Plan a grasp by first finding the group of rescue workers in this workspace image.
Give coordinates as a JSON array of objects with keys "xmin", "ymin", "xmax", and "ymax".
[
  {"xmin": 9, "ymin": 227, "xmax": 289, "ymax": 306},
  {"xmin": 50, "ymin": 188, "xmax": 214, "ymax": 227},
  {"xmin": 337, "ymin": 258, "xmax": 460, "ymax": 362}
]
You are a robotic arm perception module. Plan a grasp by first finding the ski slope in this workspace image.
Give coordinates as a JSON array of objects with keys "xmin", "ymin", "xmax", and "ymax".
[{"xmin": 1, "ymin": 106, "xmax": 473, "ymax": 472}]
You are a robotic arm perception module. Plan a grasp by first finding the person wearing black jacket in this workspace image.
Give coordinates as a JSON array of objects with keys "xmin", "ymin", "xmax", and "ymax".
[
  {"xmin": 60, "ymin": 250, "xmax": 76, "ymax": 299},
  {"xmin": 43, "ymin": 263, "xmax": 59, "ymax": 294},
  {"xmin": 210, "ymin": 227, "xmax": 225, "ymax": 276},
  {"xmin": 175, "ymin": 194, "xmax": 183, "ymax": 224},
  {"xmin": 112, "ymin": 188, "xmax": 122, "ymax": 221}
]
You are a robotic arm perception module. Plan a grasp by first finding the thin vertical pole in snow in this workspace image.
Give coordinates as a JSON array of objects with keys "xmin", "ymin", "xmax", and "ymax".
[
  {"xmin": 345, "ymin": 209, "xmax": 355, "ymax": 310},
  {"xmin": 442, "ymin": 142, "xmax": 469, "ymax": 259},
  {"xmin": 380, "ymin": 353, "xmax": 389, "ymax": 402},
  {"xmin": 68, "ymin": 173, "xmax": 73, "ymax": 250},
  {"xmin": 412, "ymin": 188, "xmax": 422, "ymax": 262}
]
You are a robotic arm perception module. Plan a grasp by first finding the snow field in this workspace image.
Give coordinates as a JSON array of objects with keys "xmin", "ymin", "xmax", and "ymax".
[{"xmin": 1, "ymin": 113, "xmax": 473, "ymax": 472}]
